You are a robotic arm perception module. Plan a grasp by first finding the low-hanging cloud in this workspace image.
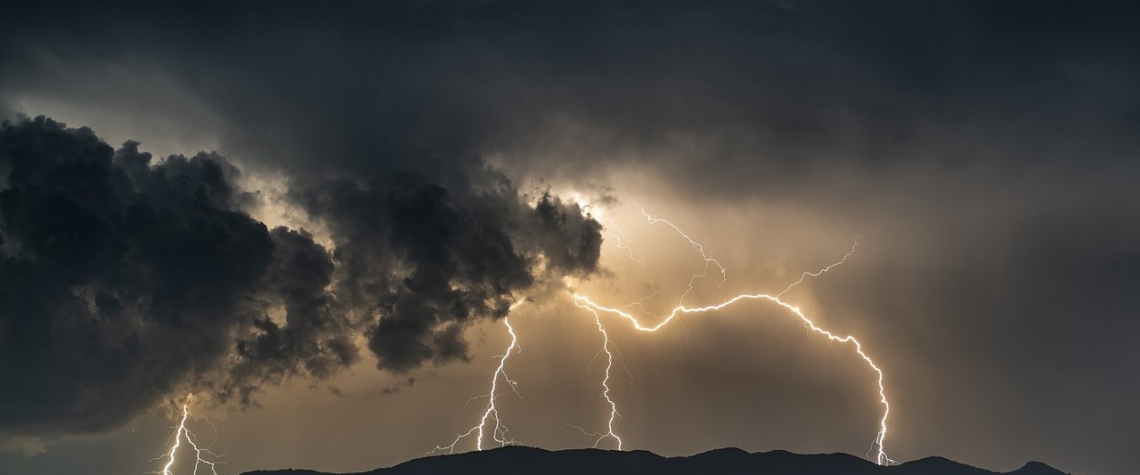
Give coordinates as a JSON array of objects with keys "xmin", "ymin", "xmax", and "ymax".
[
  {"xmin": 0, "ymin": 116, "xmax": 602, "ymax": 439},
  {"xmin": 290, "ymin": 173, "xmax": 601, "ymax": 372}
]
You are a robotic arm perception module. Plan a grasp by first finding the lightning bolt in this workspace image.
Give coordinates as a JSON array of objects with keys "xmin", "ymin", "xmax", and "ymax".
[
  {"xmin": 776, "ymin": 239, "xmax": 859, "ymax": 298},
  {"xmin": 151, "ymin": 394, "xmax": 225, "ymax": 475},
  {"xmin": 639, "ymin": 207, "xmax": 727, "ymax": 302},
  {"xmin": 430, "ymin": 300, "xmax": 527, "ymax": 455},
  {"xmin": 571, "ymin": 291, "xmax": 893, "ymax": 464},
  {"xmin": 602, "ymin": 218, "xmax": 646, "ymax": 267},
  {"xmin": 430, "ymin": 201, "xmax": 894, "ymax": 466},
  {"xmin": 570, "ymin": 301, "xmax": 624, "ymax": 450},
  {"xmin": 572, "ymin": 214, "xmax": 893, "ymax": 465}
]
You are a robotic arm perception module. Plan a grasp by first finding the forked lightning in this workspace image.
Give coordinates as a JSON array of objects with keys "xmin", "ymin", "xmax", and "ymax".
[
  {"xmin": 429, "ymin": 301, "xmax": 528, "ymax": 454},
  {"xmin": 435, "ymin": 204, "xmax": 896, "ymax": 466},
  {"xmin": 151, "ymin": 394, "xmax": 225, "ymax": 475}
]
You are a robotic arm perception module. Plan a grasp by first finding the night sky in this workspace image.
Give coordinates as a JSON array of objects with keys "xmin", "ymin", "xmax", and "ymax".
[{"xmin": 1, "ymin": 2, "xmax": 1138, "ymax": 475}]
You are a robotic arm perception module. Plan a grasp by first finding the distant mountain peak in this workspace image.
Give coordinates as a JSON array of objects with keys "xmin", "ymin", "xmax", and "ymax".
[
  {"xmin": 243, "ymin": 447, "xmax": 1067, "ymax": 475},
  {"xmin": 1013, "ymin": 461, "xmax": 1069, "ymax": 475}
]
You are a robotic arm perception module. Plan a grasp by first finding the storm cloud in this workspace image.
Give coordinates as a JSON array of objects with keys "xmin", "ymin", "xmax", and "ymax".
[
  {"xmin": 0, "ymin": 116, "xmax": 602, "ymax": 438},
  {"xmin": 291, "ymin": 174, "xmax": 600, "ymax": 372}
]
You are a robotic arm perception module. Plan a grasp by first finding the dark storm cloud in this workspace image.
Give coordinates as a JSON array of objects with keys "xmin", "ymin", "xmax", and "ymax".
[
  {"xmin": 2, "ymin": 0, "xmax": 625, "ymax": 439},
  {"xmin": 0, "ymin": 116, "xmax": 603, "ymax": 437},
  {"xmin": 291, "ymin": 175, "xmax": 601, "ymax": 372},
  {"xmin": 0, "ymin": 116, "xmax": 270, "ymax": 435},
  {"xmin": 3, "ymin": 1, "xmax": 1137, "ymax": 194},
  {"xmin": 226, "ymin": 226, "xmax": 359, "ymax": 404}
]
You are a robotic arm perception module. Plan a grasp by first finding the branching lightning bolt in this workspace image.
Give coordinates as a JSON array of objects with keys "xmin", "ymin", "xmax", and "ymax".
[
  {"xmin": 572, "ymin": 215, "xmax": 893, "ymax": 465},
  {"xmin": 602, "ymin": 218, "xmax": 646, "ymax": 267},
  {"xmin": 430, "ymin": 202, "xmax": 895, "ymax": 466},
  {"xmin": 151, "ymin": 394, "xmax": 225, "ymax": 475},
  {"xmin": 571, "ymin": 291, "xmax": 893, "ymax": 464},
  {"xmin": 639, "ymin": 207, "xmax": 727, "ymax": 302},
  {"xmin": 776, "ymin": 239, "xmax": 858, "ymax": 298},
  {"xmin": 567, "ymin": 302, "xmax": 624, "ymax": 450},
  {"xmin": 430, "ymin": 300, "xmax": 527, "ymax": 455}
]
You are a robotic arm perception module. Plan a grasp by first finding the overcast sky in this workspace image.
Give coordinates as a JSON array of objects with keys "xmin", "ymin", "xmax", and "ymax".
[{"xmin": 1, "ymin": 2, "xmax": 1138, "ymax": 475}]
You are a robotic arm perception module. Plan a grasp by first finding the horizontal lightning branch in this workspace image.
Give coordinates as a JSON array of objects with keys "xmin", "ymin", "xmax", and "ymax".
[{"xmin": 570, "ymin": 284, "xmax": 893, "ymax": 465}]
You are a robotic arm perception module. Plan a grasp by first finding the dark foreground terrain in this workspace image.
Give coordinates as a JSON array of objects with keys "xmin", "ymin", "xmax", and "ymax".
[{"xmin": 243, "ymin": 446, "xmax": 1068, "ymax": 475}]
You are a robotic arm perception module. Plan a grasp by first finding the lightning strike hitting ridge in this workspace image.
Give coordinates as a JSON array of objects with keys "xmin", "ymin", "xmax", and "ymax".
[
  {"xmin": 430, "ymin": 301, "xmax": 527, "ymax": 455},
  {"xmin": 565, "ymin": 302, "xmax": 625, "ymax": 450},
  {"xmin": 429, "ymin": 203, "xmax": 894, "ymax": 466},
  {"xmin": 571, "ymin": 291, "xmax": 894, "ymax": 465},
  {"xmin": 151, "ymin": 394, "xmax": 224, "ymax": 475},
  {"xmin": 570, "ymin": 214, "xmax": 893, "ymax": 465},
  {"xmin": 570, "ymin": 206, "xmax": 889, "ymax": 462}
]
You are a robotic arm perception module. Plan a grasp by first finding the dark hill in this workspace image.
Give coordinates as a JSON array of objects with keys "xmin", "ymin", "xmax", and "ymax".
[{"xmin": 243, "ymin": 446, "xmax": 1069, "ymax": 475}]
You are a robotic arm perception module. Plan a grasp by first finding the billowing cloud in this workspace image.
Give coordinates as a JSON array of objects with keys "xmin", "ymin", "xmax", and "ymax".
[
  {"xmin": 0, "ymin": 116, "xmax": 602, "ymax": 438},
  {"xmin": 291, "ymin": 174, "xmax": 601, "ymax": 372}
]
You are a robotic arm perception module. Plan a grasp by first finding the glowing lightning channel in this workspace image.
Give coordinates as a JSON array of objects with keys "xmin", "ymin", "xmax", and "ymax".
[
  {"xmin": 639, "ymin": 207, "xmax": 727, "ymax": 300},
  {"xmin": 430, "ymin": 300, "xmax": 527, "ymax": 455},
  {"xmin": 572, "ymin": 292, "xmax": 893, "ymax": 464},
  {"xmin": 428, "ymin": 203, "xmax": 893, "ymax": 465},
  {"xmin": 602, "ymin": 218, "xmax": 646, "ymax": 267},
  {"xmin": 776, "ymin": 238, "xmax": 859, "ymax": 298},
  {"xmin": 568, "ymin": 302, "xmax": 624, "ymax": 450},
  {"xmin": 576, "ymin": 213, "xmax": 892, "ymax": 465},
  {"xmin": 152, "ymin": 394, "xmax": 224, "ymax": 475}
]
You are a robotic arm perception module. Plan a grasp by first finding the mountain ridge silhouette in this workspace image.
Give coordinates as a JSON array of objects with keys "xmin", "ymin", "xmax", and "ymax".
[{"xmin": 241, "ymin": 446, "xmax": 1069, "ymax": 475}]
